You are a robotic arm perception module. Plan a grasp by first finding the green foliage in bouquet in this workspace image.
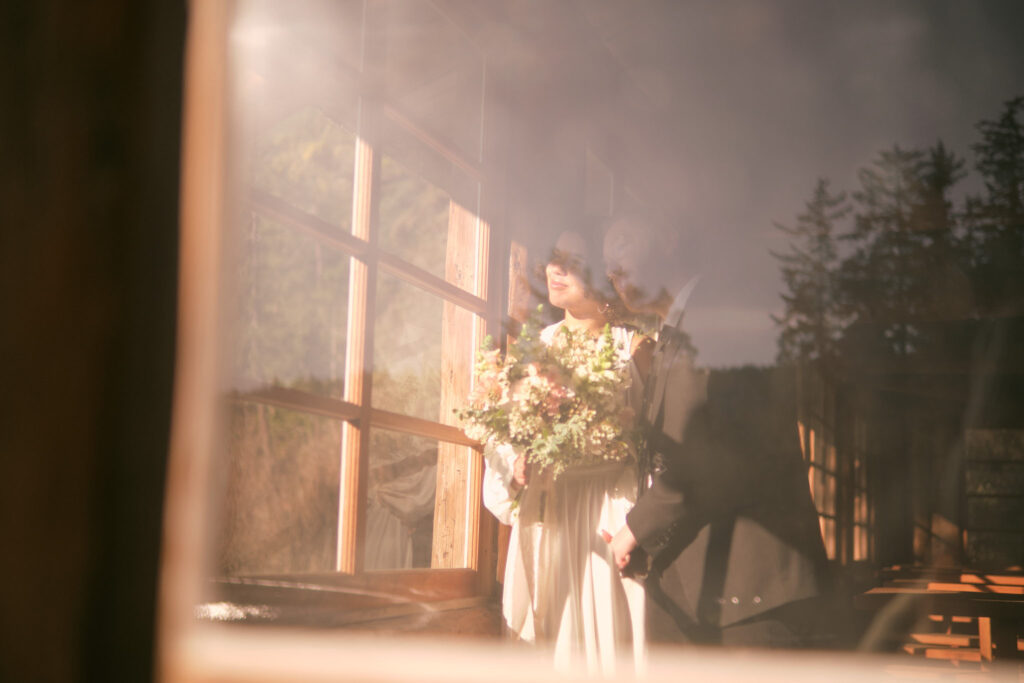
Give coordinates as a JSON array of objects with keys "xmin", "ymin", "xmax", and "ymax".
[{"xmin": 455, "ymin": 307, "xmax": 637, "ymax": 478}]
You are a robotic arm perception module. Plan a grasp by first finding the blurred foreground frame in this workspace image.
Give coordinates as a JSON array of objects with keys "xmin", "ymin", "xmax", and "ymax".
[{"xmin": 156, "ymin": 1, "xmax": 1024, "ymax": 682}]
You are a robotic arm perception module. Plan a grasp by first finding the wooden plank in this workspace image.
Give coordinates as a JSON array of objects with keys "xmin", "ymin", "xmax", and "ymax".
[
  {"xmin": 978, "ymin": 616, "xmax": 993, "ymax": 662},
  {"xmin": 910, "ymin": 633, "xmax": 974, "ymax": 647},
  {"xmin": 337, "ymin": 129, "xmax": 377, "ymax": 574},
  {"xmin": 856, "ymin": 589, "xmax": 1024, "ymax": 621},
  {"xmin": 160, "ymin": 0, "xmax": 231, "ymax": 665},
  {"xmin": 927, "ymin": 582, "xmax": 983, "ymax": 593},
  {"xmin": 432, "ymin": 200, "xmax": 485, "ymax": 569},
  {"xmin": 925, "ymin": 582, "xmax": 1024, "ymax": 595},
  {"xmin": 248, "ymin": 187, "xmax": 369, "ymax": 258},
  {"xmin": 981, "ymin": 575, "xmax": 1024, "ymax": 586},
  {"xmin": 216, "ymin": 568, "xmax": 479, "ymax": 603},
  {"xmin": 310, "ymin": 597, "xmax": 495, "ymax": 629},
  {"xmin": 469, "ymin": 213, "xmax": 492, "ymax": 589},
  {"xmin": 229, "ymin": 387, "xmax": 361, "ymax": 422},
  {"xmin": 378, "ymin": 251, "xmax": 487, "ymax": 316},
  {"xmin": 369, "ymin": 407, "xmax": 479, "ymax": 447},
  {"xmin": 923, "ymin": 648, "xmax": 982, "ymax": 662},
  {"xmin": 381, "ymin": 103, "xmax": 482, "ymax": 181}
]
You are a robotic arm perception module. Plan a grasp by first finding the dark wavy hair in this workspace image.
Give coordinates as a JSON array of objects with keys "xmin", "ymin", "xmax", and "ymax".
[{"xmin": 534, "ymin": 216, "xmax": 630, "ymax": 324}]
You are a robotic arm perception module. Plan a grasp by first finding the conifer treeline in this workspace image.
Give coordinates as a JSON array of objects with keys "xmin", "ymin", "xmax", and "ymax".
[{"xmin": 773, "ymin": 96, "xmax": 1024, "ymax": 372}]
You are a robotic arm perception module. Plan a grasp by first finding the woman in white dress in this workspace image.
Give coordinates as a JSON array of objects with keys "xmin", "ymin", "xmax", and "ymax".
[{"xmin": 483, "ymin": 231, "xmax": 652, "ymax": 675}]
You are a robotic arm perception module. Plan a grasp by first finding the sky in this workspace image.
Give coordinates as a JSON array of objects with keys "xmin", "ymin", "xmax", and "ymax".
[{"xmin": 585, "ymin": 1, "xmax": 1024, "ymax": 366}]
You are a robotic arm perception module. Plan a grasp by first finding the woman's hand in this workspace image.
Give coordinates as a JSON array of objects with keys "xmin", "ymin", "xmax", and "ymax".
[
  {"xmin": 513, "ymin": 454, "xmax": 529, "ymax": 488},
  {"xmin": 602, "ymin": 525, "xmax": 639, "ymax": 572}
]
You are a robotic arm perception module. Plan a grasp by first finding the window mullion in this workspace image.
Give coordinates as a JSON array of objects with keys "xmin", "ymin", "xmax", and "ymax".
[{"xmin": 337, "ymin": 115, "xmax": 380, "ymax": 574}]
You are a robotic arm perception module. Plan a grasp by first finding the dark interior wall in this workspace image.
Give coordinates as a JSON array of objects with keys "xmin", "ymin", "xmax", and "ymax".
[{"xmin": 0, "ymin": 2, "xmax": 184, "ymax": 681}]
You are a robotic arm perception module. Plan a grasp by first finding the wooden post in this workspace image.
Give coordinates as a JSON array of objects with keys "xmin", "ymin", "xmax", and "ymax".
[
  {"xmin": 978, "ymin": 616, "xmax": 993, "ymax": 664},
  {"xmin": 432, "ymin": 201, "xmax": 486, "ymax": 568},
  {"xmin": 337, "ymin": 128, "xmax": 377, "ymax": 574}
]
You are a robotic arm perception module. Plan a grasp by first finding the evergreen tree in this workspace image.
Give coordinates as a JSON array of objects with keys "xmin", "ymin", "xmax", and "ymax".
[
  {"xmin": 910, "ymin": 141, "xmax": 970, "ymax": 320},
  {"xmin": 772, "ymin": 178, "xmax": 848, "ymax": 366},
  {"xmin": 838, "ymin": 145, "xmax": 930, "ymax": 358},
  {"xmin": 965, "ymin": 96, "xmax": 1024, "ymax": 313}
]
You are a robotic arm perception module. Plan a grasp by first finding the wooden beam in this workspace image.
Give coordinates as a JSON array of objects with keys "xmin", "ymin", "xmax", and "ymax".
[
  {"xmin": 337, "ymin": 129, "xmax": 377, "ymax": 574},
  {"xmin": 248, "ymin": 188, "xmax": 370, "ymax": 258},
  {"xmin": 369, "ymin": 407, "xmax": 479, "ymax": 448},
  {"xmin": 159, "ymin": 0, "xmax": 230, "ymax": 674},
  {"xmin": 378, "ymin": 250, "xmax": 487, "ymax": 316},
  {"xmin": 432, "ymin": 200, "xmax": 485, "ymax": 569},
  {"xmin": 381, "ymin": 103, "xmax": 482, "ymax": 181},
  {"xmin": 248, "ymin": 188, "xmax": 488, "ymax": 316},
  {"xmin": 214, "ymin": 567, "xmax": 479, "ymax": 604},
  {"xmin": 979, "ymin": 616, "xmax": 993, "ymax": 662},
  {"xmin": 229, "ymin": 387, "xmax": 361, "ymax": 422}
]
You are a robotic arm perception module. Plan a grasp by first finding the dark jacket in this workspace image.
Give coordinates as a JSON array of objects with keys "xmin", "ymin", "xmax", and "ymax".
[{"xmin": 626, "ymin": 328, "xmax": 828, "ymax": 640}]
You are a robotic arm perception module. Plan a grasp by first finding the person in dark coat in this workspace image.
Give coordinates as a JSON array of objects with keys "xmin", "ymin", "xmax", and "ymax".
[{"xmin": 602, "ymin": 213, "xmax": 829, "ymax": 648}]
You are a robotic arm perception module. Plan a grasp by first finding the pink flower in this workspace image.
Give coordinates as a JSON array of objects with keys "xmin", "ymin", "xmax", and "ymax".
[
  {"xmin": 470, "ymin": 371, "xmax": 505, "ymax": 409},
  {"xmin": 543, "ymin": 383, "xmax": 569, "ymax": 417}
]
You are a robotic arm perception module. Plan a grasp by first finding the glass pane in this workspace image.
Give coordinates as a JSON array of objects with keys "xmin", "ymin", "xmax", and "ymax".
[
  {"xmin": 368, "ymin": 1, "xmax": 483, "ymax": 163},
  {"xmin": 377, "ymin": 153, "xmax": 450, "ymax": 278},
  {"xmin": 250, "ymin": 107, "xmax": 356, "ymax": 229},
  {"xmin": 372, "ymin": 272, "xmax": 443, "ymax": 421},
  {"xmin": 365, "ymin": 429, "xmax": 439, "ymax": 570},
  {"xmin": 855, "ymin": 490, "xmax": 869, "ymax": 525},
  {"xmin": 854, "ymin": 526, "xmax": 869, "ymax": 562},
  {"xmin": 230, "ymin": 213, "xmax": 349, "ymax": 396},
  {"xmin": 217, "ymin": 403, "xmax": 341, "ymax": 575}
]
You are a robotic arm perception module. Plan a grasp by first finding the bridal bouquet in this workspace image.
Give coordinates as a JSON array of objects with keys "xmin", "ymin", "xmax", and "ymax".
[{"xmin": 456, "ymin": 311, "xmax": 637, "ymax": 479}]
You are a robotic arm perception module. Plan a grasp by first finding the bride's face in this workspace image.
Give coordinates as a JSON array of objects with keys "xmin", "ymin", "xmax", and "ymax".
[{"xmin": 545, "ymin": 232, "xmax": 601, "ymax": 315}]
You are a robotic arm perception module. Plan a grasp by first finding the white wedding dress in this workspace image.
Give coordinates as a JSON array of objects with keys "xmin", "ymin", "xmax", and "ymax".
[{"xmin": 483, "ymin": 322, "xmax": 645, "ymax": 675}]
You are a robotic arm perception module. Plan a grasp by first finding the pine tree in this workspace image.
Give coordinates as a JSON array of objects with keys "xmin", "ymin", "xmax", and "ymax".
[
  {"xmin": 910, "ymin": 141, "xmax": 970, "ymax": 321},
  {"xmin": 838, "ymin": 145, "xmax": 930, "ymax": 358},
  {"xmin": 772, "ymin": 178, "xmax": 848, "ymax": 365},
  {"xmin": 965, "ymin": 96, "xmax": 1024, "ymax": 314}
]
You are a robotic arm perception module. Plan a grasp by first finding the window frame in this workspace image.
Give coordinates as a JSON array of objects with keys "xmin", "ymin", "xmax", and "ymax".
[
  {"xmin": 797, "ymin": 367, "xmax": 875, "ymax": 565},
  {"xmin": 174, "ymin": 0, "xmax": 506, "ymax": 621}
]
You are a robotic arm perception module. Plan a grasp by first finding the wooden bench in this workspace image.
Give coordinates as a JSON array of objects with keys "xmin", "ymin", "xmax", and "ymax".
[{"xmin": 856, "ymin": 567, "xmax": 1024, "ymax": 665}]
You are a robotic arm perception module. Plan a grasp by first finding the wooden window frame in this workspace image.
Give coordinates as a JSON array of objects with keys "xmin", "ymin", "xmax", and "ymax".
[
  {"xmin": 798, "ymin": 373, "xmax": 875, "ymax": 565},
  {"xmin": 175, "ymin": 0, "xmax": 504, "ymax": 618},
  {"xmin": 235, "ymin": 115, "xmax": 495, "ymax": 586}
]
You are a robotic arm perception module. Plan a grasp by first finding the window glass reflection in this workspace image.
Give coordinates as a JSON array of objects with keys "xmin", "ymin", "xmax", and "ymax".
[
  {"xmin": 377, "ymin": 153, "xmax": 449, "ymax": 279},
  {"xmin": 250, "ymin": 107, "xmax": 355, "ymax": 230},
  {"xmin": 218, "ymin": 403, "xmax": 341, "ymax": 575},
  {"xmin": 372, "ymin": 273, "xmax": 443, "ymax": 421},
  {"xmin": 230, "ymin": 213, "xmax": 349, "ymax": 396},
  {"xmin": 365, "ymin": 429, "xmax": 439, "ymax": 570},
  {"xmin": 369, "ymin": 1, "xmax": 484, "ymax": 163}
]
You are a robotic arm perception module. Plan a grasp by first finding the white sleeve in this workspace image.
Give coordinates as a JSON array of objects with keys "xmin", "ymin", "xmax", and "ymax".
[{"xmin": 482, "ymin": 441, "xmax": 520, "ymax": 525}]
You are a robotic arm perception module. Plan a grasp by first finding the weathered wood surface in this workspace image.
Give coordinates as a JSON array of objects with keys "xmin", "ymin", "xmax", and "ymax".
[
  {"xmin": 337, "ymin": 131, "xmax": 377, "ymax": 574},
  {"xmin": 433, "ymin": 200, "xmax": 486, "ymax": 569}
]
